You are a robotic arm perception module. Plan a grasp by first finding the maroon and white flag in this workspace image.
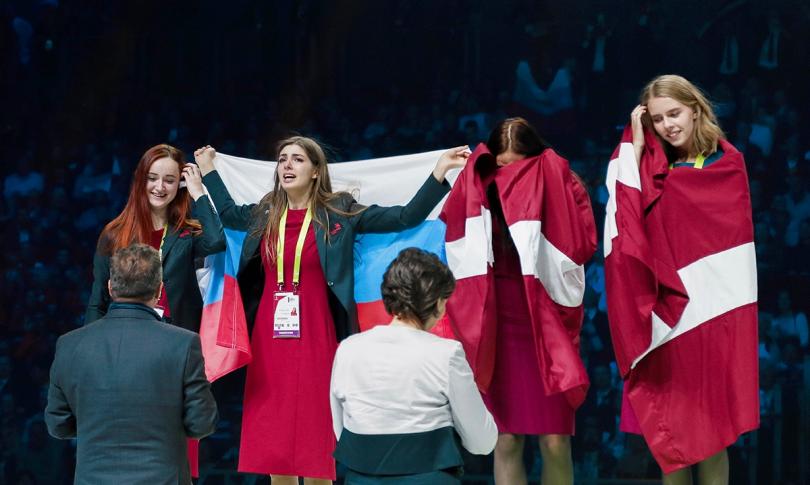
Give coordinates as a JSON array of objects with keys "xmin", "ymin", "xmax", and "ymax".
[
  {"xmin": 441, "ymin": 144, "xmax": 596, "ymax": 408},
  {"xmin": 604, "ymin": 126, "xmax": 759, "ymax": 473}
]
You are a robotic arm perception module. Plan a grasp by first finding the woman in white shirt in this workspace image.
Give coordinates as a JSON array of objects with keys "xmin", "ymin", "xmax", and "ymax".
[{"xmin": 330, "ymin": 248, "xmax": 497, "ymax": 484}]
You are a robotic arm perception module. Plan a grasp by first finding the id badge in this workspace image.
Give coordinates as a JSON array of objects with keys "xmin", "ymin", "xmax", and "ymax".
[{"xmin": 273, "ymin": 292, "xmax": 301, "ymax": 338}]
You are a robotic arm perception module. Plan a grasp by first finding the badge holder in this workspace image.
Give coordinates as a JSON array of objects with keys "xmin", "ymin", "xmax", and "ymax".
[
  {"xmin": 272, "ymin": 207, "xmax": 311, "ymax": 339},
  {"xmin": 273, "ymin": 283, "xmax": 301, "ymax": 338}
]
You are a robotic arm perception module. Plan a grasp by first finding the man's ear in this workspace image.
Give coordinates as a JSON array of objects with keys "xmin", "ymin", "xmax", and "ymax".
[{"xmin": 107, "ymin": 280, "xmax": 115, "ymax": 299}]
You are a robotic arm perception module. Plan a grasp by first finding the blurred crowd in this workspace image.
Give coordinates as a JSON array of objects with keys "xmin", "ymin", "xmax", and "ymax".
[{"xmin": 1, "ymin": 0, "xmax": 808, "ymax": 483}]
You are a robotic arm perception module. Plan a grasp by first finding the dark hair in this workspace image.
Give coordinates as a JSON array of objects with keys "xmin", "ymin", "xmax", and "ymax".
[
  {"xmin": 485, "ymin": 117, "xmax": 551, "ymax": 158},
  {"xmin": 381, "ymin": 248, "xmax": 455, "ymax": 328},
  {"xmin": 109, "ymin": 244, "xmax": 162, "ymax": 301}
]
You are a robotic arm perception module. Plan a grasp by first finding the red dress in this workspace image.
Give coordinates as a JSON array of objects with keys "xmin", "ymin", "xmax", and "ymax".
[
  {"xmin": 238, "ymin": 209, "xmax": 337, "ymax": 479},
  {"xmin": 482, "ymin": 192, "xmax": 575, "ymax": 435}
]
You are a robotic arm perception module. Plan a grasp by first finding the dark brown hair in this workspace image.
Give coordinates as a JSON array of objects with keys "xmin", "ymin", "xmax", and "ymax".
[
  {"xmin": 381, "ymin": 248, "xmax": 456, "ymax": 328},
  {"xmin": 486, "ymin": 117, "xmax": 551, "ymax": 158}
]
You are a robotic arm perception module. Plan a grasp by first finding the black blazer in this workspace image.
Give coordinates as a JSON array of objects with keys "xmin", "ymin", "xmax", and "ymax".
[
  {"xmin": 202, "ymin": 170, "xmax": 450, "ymax": 340},
  {"xmin": 85, "ymin": 195, "xmax": 226, "ymax": 332},
  {"xmin": 45, "ymin": 303, "xmax": 218, "ymax": 485}
]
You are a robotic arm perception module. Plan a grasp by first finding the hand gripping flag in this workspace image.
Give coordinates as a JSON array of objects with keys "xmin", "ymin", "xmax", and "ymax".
[
  {"xmin": 604, "ymin": 126, "xmax": 759, "ymax": 473},
  {"xmin": 440, "ymin": 144, "xmax": 597, "ymax": 408}
]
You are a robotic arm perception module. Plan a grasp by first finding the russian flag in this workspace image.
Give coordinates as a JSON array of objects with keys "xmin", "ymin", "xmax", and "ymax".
[
  {"xmin": 197, "ymin": 148, "xmax": 461, "ymax": 379},
  {"xmin": 198, "ymin": 227, "xmax": 252, "ymax": 382}
]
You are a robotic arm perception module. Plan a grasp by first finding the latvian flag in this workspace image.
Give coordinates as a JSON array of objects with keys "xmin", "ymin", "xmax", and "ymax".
[
  {"xmin": 604, "ymin": 126, "xmax": 759, "ymax": 473},
  {"xmin": 440, "ymin": 144, "xmax": 597, "ymax": 408}
]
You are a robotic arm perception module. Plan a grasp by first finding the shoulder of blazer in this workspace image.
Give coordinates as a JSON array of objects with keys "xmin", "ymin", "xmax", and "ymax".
[
  {"xmin": 331, "ymin": 192, "xmax": 358, "ymax": 210},
  {"xmin": 155, "ymin": 320, "xmax": 199, "ymax": 341},
  {"xmin": 246, "ymin": 204, "xmax": 270, "ymax": 231}
]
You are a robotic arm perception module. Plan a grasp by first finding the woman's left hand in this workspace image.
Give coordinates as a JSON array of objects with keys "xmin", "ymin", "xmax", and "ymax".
[
  {"xmin": 182, "ymin": 163, "xmax": 205, "ymax": 200},
  {"xmin": 433, "ymin": 145, "xmax": 472, "ymax": 182}
]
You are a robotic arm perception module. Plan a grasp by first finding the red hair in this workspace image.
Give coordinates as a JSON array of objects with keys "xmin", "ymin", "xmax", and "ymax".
[{"xmin": 99, "ymin": 144, "xmax": 200, "ymax": 255}]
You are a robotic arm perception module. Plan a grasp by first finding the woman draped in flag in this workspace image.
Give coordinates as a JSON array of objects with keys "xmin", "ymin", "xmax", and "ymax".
[
  {"xmin": 440, "ymin": 118, "xmax": 597, "ymax": 485},
  {"xmin": 194, "ymin": 138, "xmax": 468, "ymax": 485},
  {"xmin": 86, "ymin": 144, "xmax": 225, "ymax": 331},
  {"xmin": 330, "ymin": 248, "xmax": 498, "ymax": 483},
  {"xmin": 605, "ymin": 75, "xmax": 758, "ymax": 484},
  {"xmin": 84, "ymin": 144, "xmax": 225, "ymax": 477}
]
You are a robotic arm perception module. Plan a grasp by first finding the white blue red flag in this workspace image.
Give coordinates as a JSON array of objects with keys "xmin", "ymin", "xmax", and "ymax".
[{"xmin": 197, "ymin": 149, "xmax": 460, "ymax": 382}]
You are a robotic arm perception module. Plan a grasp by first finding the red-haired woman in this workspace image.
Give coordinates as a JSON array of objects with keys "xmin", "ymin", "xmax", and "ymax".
[{"xmin": 85, "ymin": 144, "xmax": 225, "ymax": 331}]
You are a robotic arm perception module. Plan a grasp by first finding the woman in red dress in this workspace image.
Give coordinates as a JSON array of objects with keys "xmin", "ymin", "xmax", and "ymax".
[
  {"xmin": 442, "ymin": 118, "xmax": 596, "ymax": 485},
  {"xmin": 196, "ymin": 137, "xmax": 468, "ymax": 484}
]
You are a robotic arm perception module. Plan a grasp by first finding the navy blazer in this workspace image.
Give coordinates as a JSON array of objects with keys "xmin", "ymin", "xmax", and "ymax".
[
  {"xmin": 202, "ymin": 170, "xmax": 450, "ymax": 340},
  {"xmin": 45, "ymin": 303, "xmax": 218, "ymax": 485},
  {"xmin": 85, "ymin": 195, "xmax": 226, "ymax": 332}
]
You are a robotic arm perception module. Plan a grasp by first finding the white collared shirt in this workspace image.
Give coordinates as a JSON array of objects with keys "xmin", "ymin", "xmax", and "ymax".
[{"xmin": 330, "ymin": 324, "xmax": 497, "ymax": 455}]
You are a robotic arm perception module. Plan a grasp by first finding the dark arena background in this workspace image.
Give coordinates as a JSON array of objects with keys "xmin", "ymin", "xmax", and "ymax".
[{"xmin": 1, "ymin": 0, "xmax": 808, "ymax": 483}]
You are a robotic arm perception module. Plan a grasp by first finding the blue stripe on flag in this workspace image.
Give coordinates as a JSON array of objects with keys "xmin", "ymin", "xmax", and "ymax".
[
  {"xmin": 353, "ymin": 220, "xmax": 447, "ymax": 303},
  {"xmin": 203, "ymin": 228, "xmax": 247, "ymax": 304},
  {"xmin": 224, "ymin": 229, "xmax": 247, "ymax": 277}
]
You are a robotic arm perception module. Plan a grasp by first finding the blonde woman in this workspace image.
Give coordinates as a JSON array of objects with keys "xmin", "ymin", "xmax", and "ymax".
[{"xmin": 608, "ymin": 75, "xmax": 758, "ymax": 485}]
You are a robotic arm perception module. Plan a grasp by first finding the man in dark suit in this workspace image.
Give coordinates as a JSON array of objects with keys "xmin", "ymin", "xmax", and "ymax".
[{"xmin": 45, "ymin": 244, "xmax": 218, "ymax": 485}]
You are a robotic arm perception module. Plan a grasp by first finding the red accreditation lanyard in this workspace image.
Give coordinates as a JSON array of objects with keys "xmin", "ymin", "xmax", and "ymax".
[{"xmin": 276, "ymin": 206, "xmax": 313, "ymax": 292}]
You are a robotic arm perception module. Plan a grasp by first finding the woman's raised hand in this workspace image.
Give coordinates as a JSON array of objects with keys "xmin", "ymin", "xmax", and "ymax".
[
  {"xmin": 630, "ymin": 105, "xmax": 646, "ymax": 166},
  {"xmin": 194, "ymin": 145, "xmax": 217, "ymax": 175},
  {"xmin": 182, "ymin": 163, "xmax": 205, "ymax": 201},
  {"xmin": 433, "ymin": 145, "xmax": 472, "ymax": 183}
]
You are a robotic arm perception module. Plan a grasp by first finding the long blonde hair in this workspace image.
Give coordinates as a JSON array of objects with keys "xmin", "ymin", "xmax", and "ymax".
[
  {"xmin": 640, "ymin": 74, "xmax": 724, "ymax": 161},
  {"xmin": 252, "ymin": 136, "xmax": 359, "ymax": 261}
]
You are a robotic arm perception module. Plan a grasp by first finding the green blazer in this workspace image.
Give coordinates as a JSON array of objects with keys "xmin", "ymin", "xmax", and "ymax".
[
  {"xmin": 85, "ymin": 196, "xmax": 226, "ymax": 332},
  {"xmin": 202, "ymin": 170, "xmax": 450, "ymax": 340}
]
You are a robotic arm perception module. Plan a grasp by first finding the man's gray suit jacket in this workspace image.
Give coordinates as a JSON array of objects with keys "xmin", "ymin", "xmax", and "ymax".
[{"xmin": 45, "ymin": 303, "xmax": 218, "ymax": 485}]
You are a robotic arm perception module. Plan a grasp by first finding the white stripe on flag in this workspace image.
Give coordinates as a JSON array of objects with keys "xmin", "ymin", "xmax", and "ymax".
[
  {"xmin": 632, "ymin": 242, "xmax": 758, "ymax": 367},
  {"xmin": 509, "ymin": 220, "xmax": 586, "ymax": 307},
  {"xmin": 445, "ymin": 208, "xmax": 493, "ymax": 280},
  {"xmin": 604, "ymin": 142, "xmax": 641, "ymax": 257}
]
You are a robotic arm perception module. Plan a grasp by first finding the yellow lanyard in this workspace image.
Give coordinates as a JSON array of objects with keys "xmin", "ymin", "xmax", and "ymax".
[
  {"xmin": 158, "ymin": 224, "xmax": 168, "ymax": 261},
  {"xmin": 669, "ymin": 153, "xmax": 706, "ymax": 170},
  {"xmin": 276, "ymin": 207, "xmax": 312, "ymax": 290}
]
